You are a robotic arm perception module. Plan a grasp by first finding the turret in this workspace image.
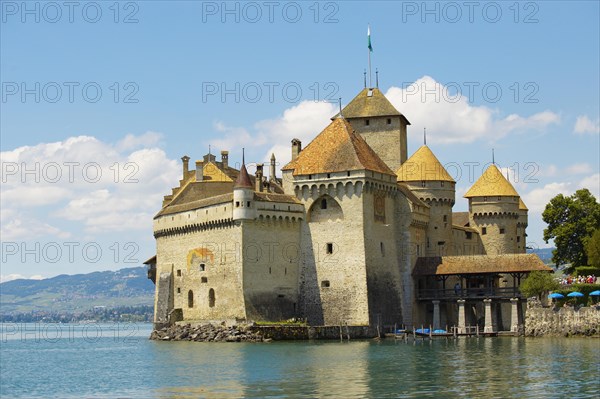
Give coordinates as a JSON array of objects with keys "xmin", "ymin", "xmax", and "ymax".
[
  {"xmin": 396, "ymin": 145, "xmax": 455, "ymax": 255},
  {"xmin": 181, "ymin": 155, "xmax": 190, "ymax": 181},
  {"xmin": 465, "ymin": 164, "xmax": 520, "ymax": 255},
  {"xmin": 335, "ymin": 88, "xmax": 410, "ymax": 171},
  {"xmin": 233, "ymin": 157, "xmax": 255, "ymax": 221}
]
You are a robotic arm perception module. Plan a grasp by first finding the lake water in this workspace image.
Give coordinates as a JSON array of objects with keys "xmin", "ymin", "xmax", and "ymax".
[{"xmin": 1, "ymin": 323, "xmax": 598, "ymax": 398}]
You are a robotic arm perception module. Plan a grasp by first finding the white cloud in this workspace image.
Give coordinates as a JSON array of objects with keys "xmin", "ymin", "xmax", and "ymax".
[
  {"xmin": 521, "ymin": 172, "xmax": 600, "ymax": 214},
  {"xmin": 566, "ymin": 163, "xmax": 592, "ymax": 175},
  {"xmin": 0, "ymin": 213, "xmax": 71, "ymax": 240},
  {"xmin": 574, "ymin": 115, "xmax": 600, "ymax": 135},
  {"xmin": 116, "ymin": 131, "xmax": 163, "ymax": 151},
  {"xmin": 522, "ymin": 182, "xmax": 571, "ymax": 213},
  {"xmin": 0, "ymin": 274, "xmax": 44, "ymax": 283},
  {"xmin": 0, "ymin": 132, "xmax": 179, "ymax": 237},
  {"xmin": 210, "ymin": 101, "xmax": 338, "ymax": 167},
  {"xmin": 579, "ymin": 173, "xmax": 600, "ymax": 198},
  {"xmin": 385, "ymin": 76, "xmax": 560, "ymax": 144}
]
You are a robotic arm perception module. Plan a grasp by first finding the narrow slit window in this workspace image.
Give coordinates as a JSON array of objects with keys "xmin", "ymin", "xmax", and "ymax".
[
  {"xmin": 321, "ymin": 198, "xmax": 327, "ymax": 209},
  {"xmin": 326, "ymin": 243, "xmax": 333, "ymax": 254}
]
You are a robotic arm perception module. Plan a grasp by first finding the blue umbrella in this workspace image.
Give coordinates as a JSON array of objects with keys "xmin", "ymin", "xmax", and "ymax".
[
  {"xmin": 549, "ymin": 292, "xmax": 564, "ymax": 299},
  {"xmin": 589, "ymin": 290, "xmax": 600, "ymax": 296},
  {"xmin": 567, "ymin": 291, "xmax": 584, "ymax": 298}
]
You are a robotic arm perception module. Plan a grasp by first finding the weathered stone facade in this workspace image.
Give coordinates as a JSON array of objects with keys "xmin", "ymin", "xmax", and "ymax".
[{"xmin": 148, "ymin": 87, "xmax": 535, "ymax": 332}]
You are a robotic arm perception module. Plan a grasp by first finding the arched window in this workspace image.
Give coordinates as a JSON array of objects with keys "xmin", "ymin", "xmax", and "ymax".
[
  {"xmin": 188, "ymin": 290, "xmax": 194, "ymax": 308},
  {"xmin": 208, "ymin": 289, "xmax": 215, "ymax": 308},
  {"xmin": 320, "ymin": 198, "xmax": 327, "ymax": 209}
]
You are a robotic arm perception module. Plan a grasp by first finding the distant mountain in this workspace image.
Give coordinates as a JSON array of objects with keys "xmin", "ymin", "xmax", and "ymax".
[
  {"xmin": 0, "ymin": 267, "xmax": 154, "ymax": 314},
  {"xmin": 527, "ymin": 247, "xmax": 555, "ymax": 264}
]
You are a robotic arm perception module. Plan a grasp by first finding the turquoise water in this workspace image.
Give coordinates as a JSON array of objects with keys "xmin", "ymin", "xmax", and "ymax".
[{"xmin": 1, "ymin": 323, "xmax": 598, "ymax": 398}]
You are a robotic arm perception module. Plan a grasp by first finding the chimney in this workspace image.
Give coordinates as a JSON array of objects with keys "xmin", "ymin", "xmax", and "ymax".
[
  {"xmin": 181, "ymin": 155, "xmax": 190, "ymax": 180},
  {"xmin": 221, "ymin": 150, "xmax": 229, "ymax": 169},
  {"xmin": 291, "ymin": 139, "xmax": 302, "ymax": 161},
  {"xmin": 255, "ymin": 164, "xmax": 264, "ymax": 192},
  {"xmin": 270, "ymin": 153, "xmax": 276, "ymax": 181},
  {"xmin": 195, "ymin": 161, "xmax": 203, "ymax": 181}
]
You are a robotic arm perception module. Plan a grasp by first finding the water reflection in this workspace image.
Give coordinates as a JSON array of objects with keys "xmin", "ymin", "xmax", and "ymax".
[{"xmin": 3, "ymin": 324, "xmax": 597, "ymax": 399}]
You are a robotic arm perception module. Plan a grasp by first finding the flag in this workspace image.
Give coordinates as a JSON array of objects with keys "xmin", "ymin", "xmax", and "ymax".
[{"xmin": 367, "ymin": 25, "xmax": 373, "ymax": 52}]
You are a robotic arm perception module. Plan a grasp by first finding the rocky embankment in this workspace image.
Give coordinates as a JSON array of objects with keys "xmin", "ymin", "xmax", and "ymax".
[
  {"xmin": 525, "ymin": 301, "xmax": 600, "ymax": 337},
  {"xmin": 149, "ymin": 323, "xmax": 270, "ymax": 342}
]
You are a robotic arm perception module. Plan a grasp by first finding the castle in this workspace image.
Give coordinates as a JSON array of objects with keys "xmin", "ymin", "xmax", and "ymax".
[{"xmin": 146, "ymin": 87, "xmax": 550, "ymax": 333}]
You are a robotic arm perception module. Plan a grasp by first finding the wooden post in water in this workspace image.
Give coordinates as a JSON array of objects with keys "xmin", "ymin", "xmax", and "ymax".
[
  {"xmin": 345, "ymin": 322, "xmax": 350, "ymax": 341},
  {"xmin": 476, "ymin": 325, "xmax": 479, "ymax": 337},
  {"xmin": 339, "ymin": 323, "xmax": 343, "ymax": 342},
  {"xmin": 429, "ymin": 325, "xmax": 432, "ymax": 339}
]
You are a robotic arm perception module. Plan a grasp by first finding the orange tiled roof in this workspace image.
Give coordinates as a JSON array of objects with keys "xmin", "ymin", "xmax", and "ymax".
[
  {"xmin": 413, "ymin": 254, "xmax": 552, "ymax": 276},
  {"xmin": 464, "ymin": 164, "xmax": 519, "ymax": 198},
  {"xmin": 332, "ymin": 88, "xmax": 407, "ymax": 120},
  {"xmin": 519, "ymin": 198, "xmax": 528, "ymax": 211},
  {"xmin": 234, "ymin": 163, "xmax": 253, "ymax": 188},
  {"xmin": 396, "ymin": 145, "xmax": 455, "ymax": 182},
  {"xmin": 282, "ymin": 118, "xmax": 395, "ymax": 176}
]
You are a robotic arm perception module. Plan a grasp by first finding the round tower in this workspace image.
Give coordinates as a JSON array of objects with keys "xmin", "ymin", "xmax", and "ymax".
[
  {"xmin": 517, "ymin": 198, "xmax": 528, "ymax": 253},
  {"xmin": 396, "ymin": 145, "xmax": 455, "ymax": 256},
  {"xmin": 232, "ymin": 160, "xmax": 255, "ymax": 221},
  {"xmin": 464, "ymin": 165, "xmax": 520, "ymax": 255}
]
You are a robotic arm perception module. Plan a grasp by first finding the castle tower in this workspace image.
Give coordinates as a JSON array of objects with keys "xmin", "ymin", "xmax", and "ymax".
[
  {"xmin": 464, "ymin": 164, "xmax": 521, "ymax": 255},
  {"xmin": 396, "ymin": 145, "xmax": 455, "ymax": 256},
  {"xmin": 335, "ymin": 88, "xmax": 410, "ymax": 172},
  {"xmin": 232, "ymin": 159, "xmax": 255, "ymax": 221},
  {"xmin": 282, "ymin": 117, "xmax": 402, "ymax": 328}
]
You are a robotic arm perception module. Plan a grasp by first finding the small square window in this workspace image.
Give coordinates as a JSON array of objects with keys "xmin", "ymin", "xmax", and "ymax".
[
  {"xmin": 365, "ymin": 119, "xmax": 370, "ymax": 126},
  {"xmin": 500, "ymin": 228, "xmax": 505, "ymax": 234},
  {"xmin": 517, "ymin": 236, "xmax": 521, "ymax": 242},
  {"xmin": 201, "ymin": 277, "xmax": 208, "ymax": 283},
  {"xmin": 321, "ymin": 280, "xmax": 330, "ymax": 288},
  {"xmin": 326, "ymin": 243, "xmax": 333, "ymax": 254},
  {"xmin": 177, "ymin": 269, "xmax": 182, "ymax": 277},
  {"xmin": 321, "ymin": 199, "xmax": 327, "ymax": 210},
  {"xmin": 482, "ymin": 227, "xmax": 487, "ymax": 235},
  {"xmin": 387, "ymin": 118, "xmax": 391, "ymax": 125},
  {"xmin": 235, "ymin": 201, "xmax": 240, "ymax": 207},
  {"xmin": 247, "ymin": 201, "xmax": 251, "ymax": 207},
  {"xmin": 200, "ymin": 264, "xmax": 205, "ymax": 271},
  {"xmin": 466, "ymin": 232, "xmax": 472, "ymax": 240},
  {"xmin": 327, "ymin": 173, "xmax": 331, "ymax": 178}
]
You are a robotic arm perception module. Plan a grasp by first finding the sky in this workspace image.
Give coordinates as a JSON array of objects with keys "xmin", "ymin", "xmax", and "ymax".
[{"xmin": 1, "ymin": 0, "xmax": 599, "ymax": 281}]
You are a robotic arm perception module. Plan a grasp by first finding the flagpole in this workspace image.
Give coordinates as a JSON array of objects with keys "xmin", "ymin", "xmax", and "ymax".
[
  {"xmin": 368, "ymin": 47, "xmax": 372, "ymax": 88},
  {"xmin": 367, "ymin": 24, "xmax": 372, "ymax": 88}
]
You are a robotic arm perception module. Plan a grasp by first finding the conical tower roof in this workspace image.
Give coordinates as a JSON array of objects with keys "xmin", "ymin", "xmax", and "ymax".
[
  {"xmin": 396, "ymin": 145, "xmax": 455, "ymax": 182},
  {"xmin": 234, "ymin": 162, "xmax": 253, "ymax": 189},
  {"xmin": 519, "ymin": 197, "xmax": 528, "ymax": 211},
  {"xmin": 282, "ymin": 118, "xmax": 395, "ymax": 176},
  {"xmin": 332, "ymin": 88, "xmax": 410, "ymax": 123},
  {"xmin": 464, "ymin": 164, "xmax": 519, "ymax": 198}
]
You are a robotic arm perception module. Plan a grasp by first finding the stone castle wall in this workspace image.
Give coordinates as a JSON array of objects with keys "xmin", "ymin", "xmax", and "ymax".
[
  {"xmin": 241, "ymin": 218, "xmax": 302, "ymax": 321},
  {"xmin": 350, "ymin": 116, "xmax": 407, "ymax": 172},
  {"xmin": 525, "ymin": 305, "xmax": 600, "ymax": 337},
  {"xmin": 298, "ymin": 180, "xmax": 370, "ymax": 326}
]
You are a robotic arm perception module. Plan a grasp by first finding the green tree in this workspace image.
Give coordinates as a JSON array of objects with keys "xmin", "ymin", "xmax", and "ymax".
[
  {"xmin": 585, "ymin": 229, "xmax": 600, "ymax": 268},
  {"xmin": 542, "ymin": 189, "xmax": 600, "ymax": 273},
  {"xmin": 520, "ymin": 271, "xmax": 559, "ymax": 300}
]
